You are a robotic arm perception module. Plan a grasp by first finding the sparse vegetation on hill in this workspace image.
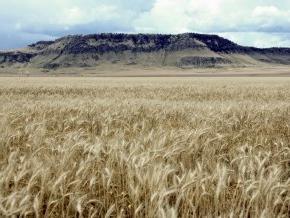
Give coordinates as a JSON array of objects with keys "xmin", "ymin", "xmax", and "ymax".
[
  {"xmin": 1, "ymin": 33, "xmax": 290, "ymax": 69},
  {"xmin": 0, "ymin": 77, "xmax": 289, "ymax": 217}
]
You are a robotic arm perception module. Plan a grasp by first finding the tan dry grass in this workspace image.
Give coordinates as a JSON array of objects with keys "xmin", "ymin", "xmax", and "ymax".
[{"xmin": 0, "ymin": 77, "xmax": 289, "ymax": 217}]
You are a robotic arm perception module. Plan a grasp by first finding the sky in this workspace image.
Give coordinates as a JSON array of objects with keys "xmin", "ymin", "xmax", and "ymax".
[{"xmin": 1, "ymin": 0, "xmax": 290, "ymax": 49}]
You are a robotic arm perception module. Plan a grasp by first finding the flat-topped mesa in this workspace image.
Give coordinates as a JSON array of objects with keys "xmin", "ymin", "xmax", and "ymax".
[
  {"xmin": 27, "ymin": 33, "xmax": 241, "ymax": 53},
  {"xmin": 1, "ymin": 33, "xmax": 290, "ymax": 69}
]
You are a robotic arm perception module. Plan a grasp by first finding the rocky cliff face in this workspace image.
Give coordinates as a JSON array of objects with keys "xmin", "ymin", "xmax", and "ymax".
[{"xmin": 1, "ymin": 33, "xmax": 290, "ymax": 69}]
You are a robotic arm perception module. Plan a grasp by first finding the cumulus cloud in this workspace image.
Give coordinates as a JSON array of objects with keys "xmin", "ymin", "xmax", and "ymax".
[
  {"xmin": 0, "ymin": 0, "xmax": 290, "ymax": 49},
  {"xmin": 219, "ymin": 32, "xmax": 290, "ymax": 48},
  {"xmin": 134, "ymin": 0, "xmax": 290, "ymax": 34},
  {"xmin": 251, "ymin": 6, "xmax": 290, "ymax": 32}
]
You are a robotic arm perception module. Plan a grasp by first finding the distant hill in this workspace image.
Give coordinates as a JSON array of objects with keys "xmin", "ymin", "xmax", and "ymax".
[{"xmin": 1, "ymin": 33, "xmax": 290, "ymax": 69}]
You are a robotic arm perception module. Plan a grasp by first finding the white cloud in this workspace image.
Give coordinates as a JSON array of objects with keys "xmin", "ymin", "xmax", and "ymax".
[
  {"xmin": 219, "ymin": 32, "xmax": 290, "ymax": 48},
  {"xmin": 61, "ymin": 7, "xmax": 86, "ymax": 25},
  {"xmin": 250, "ymin": 6, "xmax": 290, "ymax": 32},
  {"xmin": 59, "ymin": 5, "xmax": 119, "ymax": 26},
  {"xmin": 134, "ymin": 0, "xmax": 225, "ymax": 33},
  {"xmin": 135, "ymin": 0, "xmax": 290, "ymax": 33},
  {"xmin": 134, "ymin": 0, "xmax": 191, "ymax": 33},
  {"xmin": 252, "ymin": 6, "xmax": 281, "ymax": 17}
]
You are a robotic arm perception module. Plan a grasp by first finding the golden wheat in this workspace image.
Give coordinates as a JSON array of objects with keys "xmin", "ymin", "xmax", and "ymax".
[{"xmin": 0, "ymin": 77, "xmax": 289, "ymax": 217}]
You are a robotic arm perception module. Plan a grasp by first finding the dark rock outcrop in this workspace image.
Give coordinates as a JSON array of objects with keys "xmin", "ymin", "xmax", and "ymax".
[{"xmin": 0, "ymin": 52, "xmax": 35, "ymax": 64}]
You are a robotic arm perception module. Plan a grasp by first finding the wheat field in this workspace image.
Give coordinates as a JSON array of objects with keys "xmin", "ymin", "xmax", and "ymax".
[{"xmin": 0, "ymin": 77, "xmax": 289, "ymax": 218}]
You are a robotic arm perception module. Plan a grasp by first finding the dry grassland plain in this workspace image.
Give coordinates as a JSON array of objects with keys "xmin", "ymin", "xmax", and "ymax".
[{"xmin": 0, "ymin": 77, "xmax": 289, "ymax": 217}]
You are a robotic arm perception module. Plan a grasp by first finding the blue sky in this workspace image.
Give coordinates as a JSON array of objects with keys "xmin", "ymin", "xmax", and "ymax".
[{"xmin": 1, "ymin": 0, "xmax": 290, "ymax": 49}]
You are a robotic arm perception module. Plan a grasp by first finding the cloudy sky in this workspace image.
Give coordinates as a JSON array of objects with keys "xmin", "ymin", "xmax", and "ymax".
[{"xmin": 1, "ymin": 0, "xmax": 290, "ymax": 49}]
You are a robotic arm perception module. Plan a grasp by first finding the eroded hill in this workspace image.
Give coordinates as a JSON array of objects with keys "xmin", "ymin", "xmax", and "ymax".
[{"xmin": 1, "ymin": 33, "xmax": 290, "ymax": 69}]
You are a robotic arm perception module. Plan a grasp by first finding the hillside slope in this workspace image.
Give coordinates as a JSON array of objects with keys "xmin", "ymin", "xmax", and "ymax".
[{"xmin": 1, "ymin": 33, "xmax": 290, "ymax": 69}]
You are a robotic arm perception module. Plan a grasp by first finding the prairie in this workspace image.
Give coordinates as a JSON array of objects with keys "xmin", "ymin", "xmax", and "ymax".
[{"xmin": 0, "ymin": 77, "xmax": 289, "ymax": 217}]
